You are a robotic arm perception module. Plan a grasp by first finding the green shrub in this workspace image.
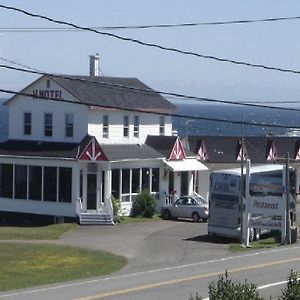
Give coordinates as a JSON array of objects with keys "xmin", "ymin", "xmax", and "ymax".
[
  {"xmin": 111, "ymin": 196, "xmax": 121, "ymax": 223},
  {"xmin": 131, "ymin": 190, "xmax": 157, "ymax": 218},
  {"xmin": 190, "ymin": 271, "xmax": 262, "ymax": 300},
  {"xmin": 279, "ymin": 270, "xmax": 300, "ymax": 300}
]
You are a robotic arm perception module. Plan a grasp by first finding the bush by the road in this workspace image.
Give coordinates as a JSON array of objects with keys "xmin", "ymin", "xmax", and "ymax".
[
  {"xmin": 279, "ymin": 270, "xmax": 300, "ymax": 300},
  {"xmin": 190, "ymin": 270, "xmax": 262, "ymax": 300},
  {"xmin": 190, "ymin": 270, "xmax": 300, "ymax": 300},
  {"xmin": 131, "ymin": 190, "xmax": 157, "ymax": 218}
]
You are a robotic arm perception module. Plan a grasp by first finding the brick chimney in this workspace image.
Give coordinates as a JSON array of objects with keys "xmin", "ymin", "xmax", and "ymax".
[{"xmin": 89, "ymin": 53, "xmax": 100, "ymax": 76}]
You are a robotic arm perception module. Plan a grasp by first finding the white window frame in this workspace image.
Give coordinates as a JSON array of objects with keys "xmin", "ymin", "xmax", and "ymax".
[
  {"xmin": 65, "ymin": 113, "xmax": 74, "ymax": 138},
  {"xmin": 23, "ymin": 112, "xmax": 32, "ymax": 136},
  {"xmin": 123, "ymin": 115, "xmax": 129, "ymax": 138},
  {"xmin": 159, "ymin": 116, "xmax": 165, "ymax": 136},
  {"xmin": 133, "ymin": 115, "xmax": 139, "ymax": 138},
  {"xmin": 44, "ymin": 112, "xmax": 53, "ymax": 137},
  {"xmin": 103, "ymin": 115, "xmax": 109, "ymax": 139}
]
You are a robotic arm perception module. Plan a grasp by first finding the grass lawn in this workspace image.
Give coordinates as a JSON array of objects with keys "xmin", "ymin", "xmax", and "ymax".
[
  {"xmin": 228, "ymin": 236, "xmax": 280, "ymax": 252},
  {"xmin": 0, "ymin": 243, "xmax": 127, "ymax": 291},
  {"xmin": 0, "ymin": 223, "xmax": 78, "ymax": 240}
]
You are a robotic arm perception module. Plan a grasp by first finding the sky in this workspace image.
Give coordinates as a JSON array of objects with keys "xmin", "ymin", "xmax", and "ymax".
[{"xmin": 1, "ymin": 1, "xmax": 300, "ymax": 106}]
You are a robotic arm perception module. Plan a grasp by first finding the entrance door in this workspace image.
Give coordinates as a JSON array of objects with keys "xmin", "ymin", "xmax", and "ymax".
[
  {"xmin": 180, "ymin": 171, "xmax": 189, "ymax": 196},
  {"xmin": 87, "ymin": 174, "xmax": 97, "ymax": 210}
]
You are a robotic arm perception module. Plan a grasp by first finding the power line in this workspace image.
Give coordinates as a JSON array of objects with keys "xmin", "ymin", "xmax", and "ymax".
[
  {"xmin": 165, "ymin": 95, "xmax": 300, "ymax": 105},
  {"xmin": 2, "ymin": 59, "xmax": 300, "ymax": 113},
  {"xmin": 1, "ymin": 4, "xmax": 300, "ymax": 75},
  {"xmin": 1, "ymin": 88, "xmax": 299, "ymax": 130},
  {"xmin": 1, "ymin": 15, "xmax": 300, "ymax": 32}
]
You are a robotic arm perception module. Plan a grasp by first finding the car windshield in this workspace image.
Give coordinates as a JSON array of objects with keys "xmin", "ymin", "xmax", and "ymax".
[{"xmin": 195, "ymin": 197, "xmax": 207, "ymax": 204}]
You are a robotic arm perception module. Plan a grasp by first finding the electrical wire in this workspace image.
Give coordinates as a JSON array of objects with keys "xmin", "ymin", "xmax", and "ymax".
[
  {"xmin": 1, "ymin": 4, "xmax": 300, "ymax": 75},
  {"xmin": 1, "ymin": 15, "xmax": 300, "ymax": 32},
  {"xmin": 1, "ymin": 88, "xmax": 299, "ymax": 130},
  {"xmin": 2, "ymin": 60, "xmax": 300, "ymax": 113}
]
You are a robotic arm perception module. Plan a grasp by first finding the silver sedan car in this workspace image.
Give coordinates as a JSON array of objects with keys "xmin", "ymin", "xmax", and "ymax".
[{"xmin": 161, "ymin": 195, "xmax": 209, "ymax": 222}]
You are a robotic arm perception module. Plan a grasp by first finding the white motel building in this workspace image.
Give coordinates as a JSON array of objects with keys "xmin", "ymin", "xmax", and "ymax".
[{"xmin": 0, "ymin": 55, "xmax": 208, "ymax": 224}]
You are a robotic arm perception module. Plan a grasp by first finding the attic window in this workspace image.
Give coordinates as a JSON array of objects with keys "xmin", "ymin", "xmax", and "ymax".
[{"xmin": 46, "ymin": 79, "xmax": 51, "ymax": 88}]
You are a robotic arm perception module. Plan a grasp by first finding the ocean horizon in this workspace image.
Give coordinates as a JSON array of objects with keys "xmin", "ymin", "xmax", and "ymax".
[{"xmin": 0, "ymin": 99, "xmax": 299, "ymax": 141}]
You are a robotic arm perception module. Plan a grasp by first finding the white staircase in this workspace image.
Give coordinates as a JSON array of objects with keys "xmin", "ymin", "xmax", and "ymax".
[{"xmin": 79, "ymin": 211, "xmax": 114, "ymax": 225}]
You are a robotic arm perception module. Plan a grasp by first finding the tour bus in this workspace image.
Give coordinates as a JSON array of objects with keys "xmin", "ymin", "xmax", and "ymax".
[{"xmin": 208, "ymin": 164, "xmax": 297, "ymax": 241}]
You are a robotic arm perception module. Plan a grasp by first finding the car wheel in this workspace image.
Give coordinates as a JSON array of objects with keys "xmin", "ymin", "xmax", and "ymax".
[
  {"xmin": 253, "ymin": 229, "xmax": 260, "ymax": 241},
  {"xmin": 192, "ymin": 212, "xmax": 200, "ymax": 222},
  {"xmin": 202, "ymin": 217, "xmax": 208, "ymax": 223},
  {"xmin": 162, "ymin": 209, "xmax": 171, "ymax": 220}
]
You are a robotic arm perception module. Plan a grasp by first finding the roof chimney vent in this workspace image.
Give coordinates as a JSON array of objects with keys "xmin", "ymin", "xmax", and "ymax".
[{"xmin": 89, "ymin": 53, "xmax": 100, "ymax": 76}]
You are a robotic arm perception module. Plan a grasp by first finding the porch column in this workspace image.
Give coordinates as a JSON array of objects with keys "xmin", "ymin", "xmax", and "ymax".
[
  {"xmin": 105, "ymin": 166, "xmax": 112, "ymax": 200},
  {"xmin": 174, "ymin": 171, "xmax": 181, "ymax": 197},
  {"xmin": 73, "ymin": 164, "xmax": 81, "ymax": 214},
  {"xmin": 188, "ymin": 171, "xmax": 194, "ymax": 195}
]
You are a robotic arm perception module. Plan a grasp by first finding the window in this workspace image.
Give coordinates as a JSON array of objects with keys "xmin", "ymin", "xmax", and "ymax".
[
  {"xmin": 112, "ymin": 169, "xmax": 120, "ymax": 199},
  {"xmin": 151, "ymin": 168, "xmax": 160, "ymax": 193},
  {"xmin": 103, "ymin": 115, "xmax": 109, "ymax": 138},
  {"xmin": 133, "ymin": 116, "xmax": 139, "ymax": 138},
  {"xmin": 29, "ymin": 166, "xmax": 42, "ymax": 200},
  {"xmin": 132, "ymin": 168, "xmax": 140, "ymax": 193},
  {"xmin": 46, "ymin": 79, "xmax": 51, "ymax": 88},
  {"xmin": 122, "ymin": 169, "xmax": 130, "ymax": 202},
  {"xmin": 59, "ymin": 167, "xmax": 72, "ymax": 203},
  {"xmin": 142, "ymin": 168, "xmax": 150, "ymax": 190},
  {"xmin": 65, "ymin": 114, "xmax": 73, "ymax": 137},
  {"xmin": 0, "ymin": 164, "xmax": 13, "ymax": 198},
  {"xmin": 159, "ymin": 116, "xmax": 165, "ymax": 136},
  {"xmin": 123, "ymin": 116, "xmax": 129, "ymax": 137},
  {"xmin": 43, "ymin": 167, "xmax": 57, "ymax": 202},
  {"xmin": 44, "ymin": 113, "xmax": 53, "ymax": 137},
  {"xmin": 15, "ymin": 165, "xmax": 27, "ymax": 199},
  {"xmin": 24, "ymin": 112, "xmax": 32, "ymax": 135}
]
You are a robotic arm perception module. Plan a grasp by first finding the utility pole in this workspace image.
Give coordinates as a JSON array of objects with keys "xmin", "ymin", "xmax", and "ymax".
[
  {"xmin": 240, "ymin": 116, "xmax": 245, "ymax": 245},
  {"xmin": 285, "ymin": 152, "xmax": 291, "ymax": 244}
]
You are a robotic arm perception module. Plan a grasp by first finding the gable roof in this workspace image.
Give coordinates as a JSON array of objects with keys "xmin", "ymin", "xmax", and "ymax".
[
  {"xmin": 53, "ymin": 75, "xmax": 176, "ymax": 113},
  {"xmin": 145, "ymin": 135, "xmax": 178, "ymax": 158},
  {"xmin": 5, "ymin": 75, "xmax": 176, "ymax": 113}
]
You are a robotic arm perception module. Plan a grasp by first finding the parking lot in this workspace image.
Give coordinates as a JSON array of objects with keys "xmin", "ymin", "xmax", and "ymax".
[{"xmin": 59, "ymin": 220, "xmax": 230, "ymax": 274}]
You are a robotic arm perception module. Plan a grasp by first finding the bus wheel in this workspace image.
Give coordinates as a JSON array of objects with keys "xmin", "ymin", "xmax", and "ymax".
[{"xmin": 192, "ymin": 212, "xmax": 200, "ymax": 222}]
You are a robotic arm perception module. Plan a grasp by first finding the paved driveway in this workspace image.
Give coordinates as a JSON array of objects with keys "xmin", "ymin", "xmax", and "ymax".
[
  {"xmin": 57, "ymin": 220, "xmax": 230, "ymax": 273},
  {"xmin": 56, "ymin": 203, "xmax": 299, "ymax": 274}
]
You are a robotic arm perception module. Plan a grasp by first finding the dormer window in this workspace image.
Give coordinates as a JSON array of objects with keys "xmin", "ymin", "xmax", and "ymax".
[
  {"xmin": 24, "ymin": 112, "xmax": 32, "ymax": 135},
  {"xmin": 44, "ymin": 113, "xmax": 53, "ymax": 137}
]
